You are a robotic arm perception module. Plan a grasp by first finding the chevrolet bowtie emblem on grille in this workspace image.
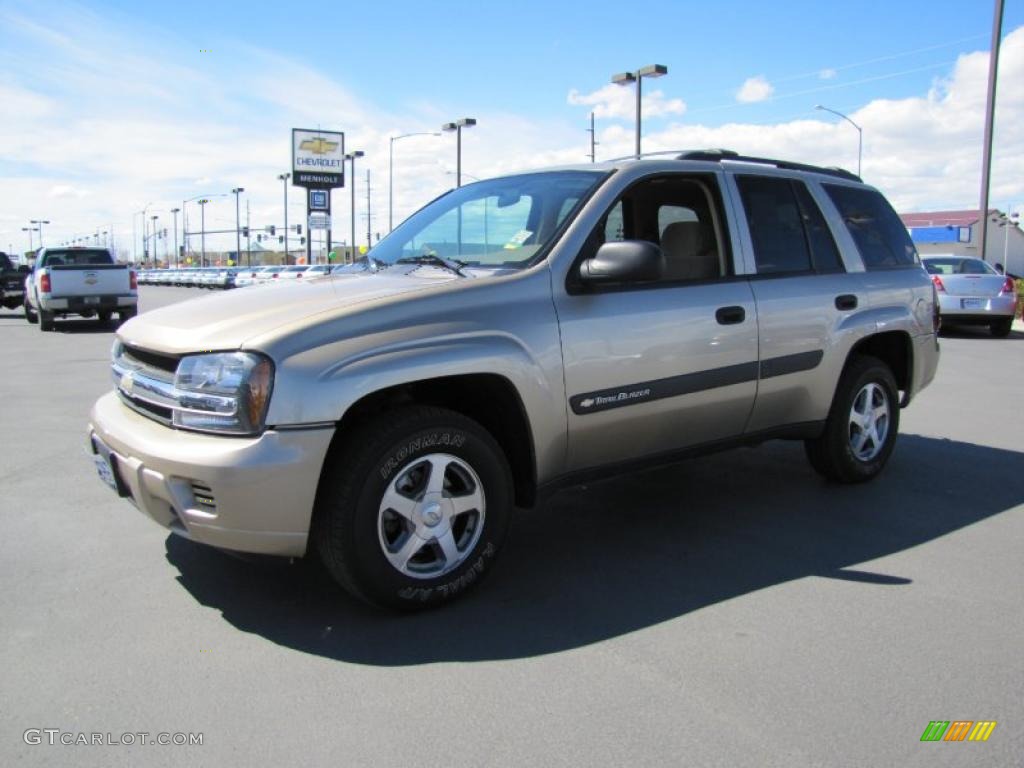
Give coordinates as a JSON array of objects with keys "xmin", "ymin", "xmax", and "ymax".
[
  {"xmin": 299, "ymin": 138, "xmax": 339, "ymax": 154},
  {"xmin": 120, "ymin": 371, "xmax": 134, "ymax": 396}
]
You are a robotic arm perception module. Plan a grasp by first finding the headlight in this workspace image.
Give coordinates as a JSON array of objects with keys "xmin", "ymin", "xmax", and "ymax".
[{"xmin": 172, "ymin": 352, "xmax": 274, "ymax": 435}]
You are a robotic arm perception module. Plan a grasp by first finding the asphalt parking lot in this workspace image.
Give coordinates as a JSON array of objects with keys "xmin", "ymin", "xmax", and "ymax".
[{"xmin": 2, "ymin": 286, "xmax": 1022, "ymax": 767}]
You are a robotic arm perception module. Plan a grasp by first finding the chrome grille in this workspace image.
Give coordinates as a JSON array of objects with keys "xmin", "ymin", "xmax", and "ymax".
[{"xmin": 113, "ymin": 344, "xmax": 179, "ymax": 425}]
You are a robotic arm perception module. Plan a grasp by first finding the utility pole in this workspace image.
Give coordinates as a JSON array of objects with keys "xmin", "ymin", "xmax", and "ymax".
[
  {"xmin": 978, "ymin": 0, "xmax": 1006, "ymax": 263},
  {"xmin": 246, "ymin": 200, "xmax": 252, "ymax": 266},
  {"xmin": 587, "ymin": 112, "xmax": 597, "ymax": 162},
  {"xmin": 365, "ymin": 169, "xmax": 372, "ymax": 251}
]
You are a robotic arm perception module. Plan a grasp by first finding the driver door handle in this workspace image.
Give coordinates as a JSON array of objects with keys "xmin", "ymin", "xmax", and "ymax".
[{"xmin": 715, "ymin": 306, "xmax": 746, "ymax": 325}]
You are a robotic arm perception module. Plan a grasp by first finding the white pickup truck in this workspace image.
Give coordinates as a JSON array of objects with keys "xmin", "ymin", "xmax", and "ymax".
[{"xmin": 24, "ymin": 247, "xmax": 137, "ymax": 331}]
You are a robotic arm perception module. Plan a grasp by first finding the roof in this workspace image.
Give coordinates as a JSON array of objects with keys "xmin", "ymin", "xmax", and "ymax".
[{"xmin": 899, "ymin": 209, "xmax": 996, "ymax": 228}]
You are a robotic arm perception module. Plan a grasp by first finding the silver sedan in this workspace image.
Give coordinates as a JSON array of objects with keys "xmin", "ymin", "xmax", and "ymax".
[{"xmin": 922, "ymin": 256, "xmax": 1018, "ymax": 337}]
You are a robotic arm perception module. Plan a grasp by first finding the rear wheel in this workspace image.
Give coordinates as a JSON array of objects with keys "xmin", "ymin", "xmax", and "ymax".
[
  {"xmin": 39, "ymin": 309, "xmax": 55, "ymax": 332},
  {"xmin": 805, "ymin": 355, "xmax": 900, "ymax": 483},
  {"xmin": 990, "ymin": 318, "xmax": 1013, "ymax": 338},
  {"xmin": 315, "ymin": 406, "xmax": 511, "ymax": 610},
  {"xmin": 98, "ymin": 310, "xmax": 113, "ymax": 326},
  {"xmin": 24, "ymin": 300, "xmax": 37, "ymax": 324},
  {"xmin": 118, "ymin": 307, "xmax": 137, "ymax": 325}
]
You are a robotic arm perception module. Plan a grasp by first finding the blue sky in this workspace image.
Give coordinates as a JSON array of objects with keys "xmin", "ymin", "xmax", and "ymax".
[{"xmin": 2, "ymin": 0, "xmax": 1023, "ymax": 255}]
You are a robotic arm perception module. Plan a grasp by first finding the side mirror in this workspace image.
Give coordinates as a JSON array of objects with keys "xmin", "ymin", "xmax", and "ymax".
[{"xmin": 578, "ymin": 240, "xmax": 665, "ymax": 285}]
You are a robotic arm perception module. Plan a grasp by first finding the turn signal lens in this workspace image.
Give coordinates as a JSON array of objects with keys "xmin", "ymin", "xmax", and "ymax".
[
  {"xmin": 999, "ymin": 276, "xmax": 1015, "ymax": 295},
  {"xmin": 931, "ymin": 275, "xmax": 945, "ymax": 293},
  {"xmin": 129, "ymin": 270, "xmax": 138, "ymax": 290},
  {"xmin": 40, "ymin": 273, "xmax": 51, "ymax": 293}
]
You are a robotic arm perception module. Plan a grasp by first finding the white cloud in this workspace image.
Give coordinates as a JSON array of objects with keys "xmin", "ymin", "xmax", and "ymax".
[
  {"xmin": 736, "ymin": 76, "xmax": 775, "ymax": 103},
  {"xmin": 567, "ymin": 83, "xmax": 686, "ymax": 120},
  {"xmin": 49, "ymin": 185, "xmax": 90, "ymax": 199},
  {"xmin": 819, "ymin": 68, "xmax": 837, "ymax": 80}
]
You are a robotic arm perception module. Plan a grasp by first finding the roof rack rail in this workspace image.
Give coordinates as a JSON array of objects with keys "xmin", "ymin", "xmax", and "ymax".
[
  {"xmin": 676, "ymin": 149, "xmax": 861, "ymax": 182},
  {"xmin": 603, "ymin": 148, "xmax": 862, "ymax": 182}
]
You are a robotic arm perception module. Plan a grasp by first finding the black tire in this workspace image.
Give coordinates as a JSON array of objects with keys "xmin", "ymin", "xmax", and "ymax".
[
  {"xmin": 118, "ymin": 307, "xmax": 137, "ymax": 325},
  {"xmin": 314, "ymin": 405, "xmax": 512, "ymax": 610},
  {"xmin": 98, "ymin": 310, "xmax": 113, "ymax": 326},
  {"xmin": 804, "ymin": 355, "xmax": 900, "ymax": 484},
  {"xmin": 39, "ymin": 309, "xmax": 55, "ymax": 332},
  {"xmin": 990, "ymin": 318, "xmax": 1013, "ymax": 338},
  {"xmin": 24, "ymin": 300, "xmax": 37, "ymax": 324}
]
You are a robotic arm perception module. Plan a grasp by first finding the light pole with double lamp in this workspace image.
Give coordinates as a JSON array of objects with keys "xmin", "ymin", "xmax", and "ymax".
[
  {"xmin": 441, "ymin": 118, "xmax": 476, "ymax": 187},
  {"xmin": 150, "ymin": 215, "xmax": 160, "ymax": 264},
  {"xmin": 611, "ymin": 65, "xmax": 668, "ymax": 159},
  {"xmin": 22, "ymin": 226, "xmax": 38, "ymax": 252},
  {"xmin": 345, "ymin": 151, "xmax": 365, "ymax": 262},
  {"xmin": 815, "ymin": 104, "xmax": 863, "ymax": 178},
  {"xmin": 30, "ymin": 219, "xmax": 51, "ymax": 247},
  {"xmin": 277, "ymin": 173, "xmax": 290, "ymax": 264},
  {"xmin": 198, "ymin": 199, "xmax": 210, "ymax": 266},
  {"xmin": 231, "ymin": 187, "xmax": 245, "ymax": 265},
  {"xmin": 389, "ymin": 132, "xmax": 440, "ymax": 232},
  {"xmin": 170, "ymin": 208, "xmax": 181, "ymax": 267}
]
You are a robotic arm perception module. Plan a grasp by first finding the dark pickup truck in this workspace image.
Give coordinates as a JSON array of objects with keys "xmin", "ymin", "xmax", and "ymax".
[{"xmin": 0, "ymin": 252, "xmax": 29, "ymax": 309}]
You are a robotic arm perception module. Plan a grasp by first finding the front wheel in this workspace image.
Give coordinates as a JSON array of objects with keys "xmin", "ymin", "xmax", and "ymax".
[
  {"xmin": 315, "ymin": 406, "xmax": 512, "ymax": 610},
  {"xmin": 805, "ymin": 355, "xmax": 900, "ymax": 484}
]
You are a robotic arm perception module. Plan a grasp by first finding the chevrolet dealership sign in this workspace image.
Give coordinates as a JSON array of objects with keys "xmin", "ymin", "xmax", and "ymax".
[{"xmin": 292, "ymin": 128, "xmax": 345, "ymax": 188}]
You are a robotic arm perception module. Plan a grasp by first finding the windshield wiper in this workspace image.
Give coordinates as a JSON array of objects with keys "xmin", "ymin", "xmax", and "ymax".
[{"xmin": 395, "ymin": 254, "xmax": 469, "ymax": 277}]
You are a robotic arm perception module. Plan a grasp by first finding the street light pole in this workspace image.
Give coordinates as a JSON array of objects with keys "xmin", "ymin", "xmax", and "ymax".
[
  {"xmin": 441, "ymin": 118, "xmax": 477, "ymax": 187},
  {"xmin": 345, "ymin": 151, "xmax": 365, "ymax": 262},
  {"xmin": 30, "ymin": 220, "xmax": 51, "ymax": 247},
  {"xmin": 612, "ymin": 65, "xmax": 667, "ymax": 159},
  {"xmin": 278, "ymin": 173, "xmax": 291, "ymax": 264},
  {"xmin": 231, "ymin": 187, "xmax": 245, "ymax": 265},
  {"xmin": 170, "ymin": 208, "xmax": 180, "ymax": 268},
  {"xmin": 198, "ymin": 199, "xmax": 209, "ymax": 267},
  {"xmin": 815, "ymin": 104, "xmax": 863, "ymax": 177},
  {"xmin": 389, "ymin": 131, "xmax": 440, "ymax": 232},
  {"xmin": 151, "ymin": 215, "xmax": 159, "ymax": 264},
  {"xmin": 21, "ymin": 227, "xmax": 37, "ymax": 252}
]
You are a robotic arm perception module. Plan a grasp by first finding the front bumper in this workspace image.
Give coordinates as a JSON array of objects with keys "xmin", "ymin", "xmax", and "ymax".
[
  {"xmin": 937, "ymin": 293, "xmax": 1016, "ymax": 319},
  {"xmin": 89, "ymin": 391, "xmax": 335, "ymax": 557}
]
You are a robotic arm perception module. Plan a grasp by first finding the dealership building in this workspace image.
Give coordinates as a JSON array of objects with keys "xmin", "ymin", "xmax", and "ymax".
[{"xmin": 900, "ymin": 208, "xmax": 1023, "ymax": 276}]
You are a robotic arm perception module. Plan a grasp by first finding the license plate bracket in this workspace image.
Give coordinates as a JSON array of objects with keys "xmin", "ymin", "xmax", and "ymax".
[
  {"xmin": 961, "ymin": 298, "xmax": 985, "ymax": 310},
  {"xmin": 83, "ymin": 296, "xmax": 100, "ymax": 305}
]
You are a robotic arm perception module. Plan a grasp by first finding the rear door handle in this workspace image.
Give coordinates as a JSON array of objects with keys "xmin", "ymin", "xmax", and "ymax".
[
  {"xmin": 715, "ymin": 305, "xmax": 746, "ymax": 325},
  {"xmin": 835, "ymin": 294, "xmax": 858, "ymax": 311}
]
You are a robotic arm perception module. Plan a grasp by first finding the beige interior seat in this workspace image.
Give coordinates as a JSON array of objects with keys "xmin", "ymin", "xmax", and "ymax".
[{"xmin": 660, "ymin": 221, "xmax": 719, "ymax": 281}]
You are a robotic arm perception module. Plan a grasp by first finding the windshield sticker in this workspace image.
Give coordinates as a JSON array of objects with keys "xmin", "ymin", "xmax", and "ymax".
[{"xmin": 503, "ymin": 230, "xmax": 533, "ymax": 250}]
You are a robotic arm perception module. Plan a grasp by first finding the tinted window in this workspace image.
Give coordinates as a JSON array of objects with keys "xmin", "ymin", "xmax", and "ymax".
[
  {"xmin": 737, "ymin": 176, "xmax": 812, "ymax": 274},
  {"xmin": 793, "ymin": 183, "xmax": 843, "ymax": 272},
  {"xmin": 823, "ymin": 184, "xmax": 918, "ymax": 269},
  {"xmin": 42, "ymin": 249, "xmax": 113, "ymax": 267},
  {"xmin": 923, "ymin": 257, "xmax": 996, "ymax": 275}
]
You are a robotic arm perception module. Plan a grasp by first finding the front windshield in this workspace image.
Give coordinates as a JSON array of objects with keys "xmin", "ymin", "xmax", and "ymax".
[{"xmin": 372, "ymin": 171, "xmax": 604, "ymax": 269}]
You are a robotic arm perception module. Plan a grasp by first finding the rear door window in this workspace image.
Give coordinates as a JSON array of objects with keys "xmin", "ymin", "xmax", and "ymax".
[
  {"xmin": 823, "ymin": 184, "xmax": 918, "ymax": 269},
  {"xmin": 736, "ymin": 176, "xmax": 812, "ymax": 274}
]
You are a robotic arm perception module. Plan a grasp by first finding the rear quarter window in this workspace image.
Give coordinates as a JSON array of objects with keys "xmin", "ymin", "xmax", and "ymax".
[{"xmin": 823, "ymin": 185, "xmax": 918, "ymax": 269}]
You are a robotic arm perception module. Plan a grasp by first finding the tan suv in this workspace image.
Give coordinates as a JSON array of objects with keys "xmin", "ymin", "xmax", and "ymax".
[{"xmin": 89, "ymin": 151, "xmax": 940, "ymax": 609}]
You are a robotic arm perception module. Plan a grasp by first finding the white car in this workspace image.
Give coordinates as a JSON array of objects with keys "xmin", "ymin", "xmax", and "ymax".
[{"xmin": 277, "ymin": 265, "xmax": 311, "ymax": 281}]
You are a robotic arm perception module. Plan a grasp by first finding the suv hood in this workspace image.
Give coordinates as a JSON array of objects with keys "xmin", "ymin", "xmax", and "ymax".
[{"xmin": 120, "ymin": 268, "xmax": 458, "ymax": 354}]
